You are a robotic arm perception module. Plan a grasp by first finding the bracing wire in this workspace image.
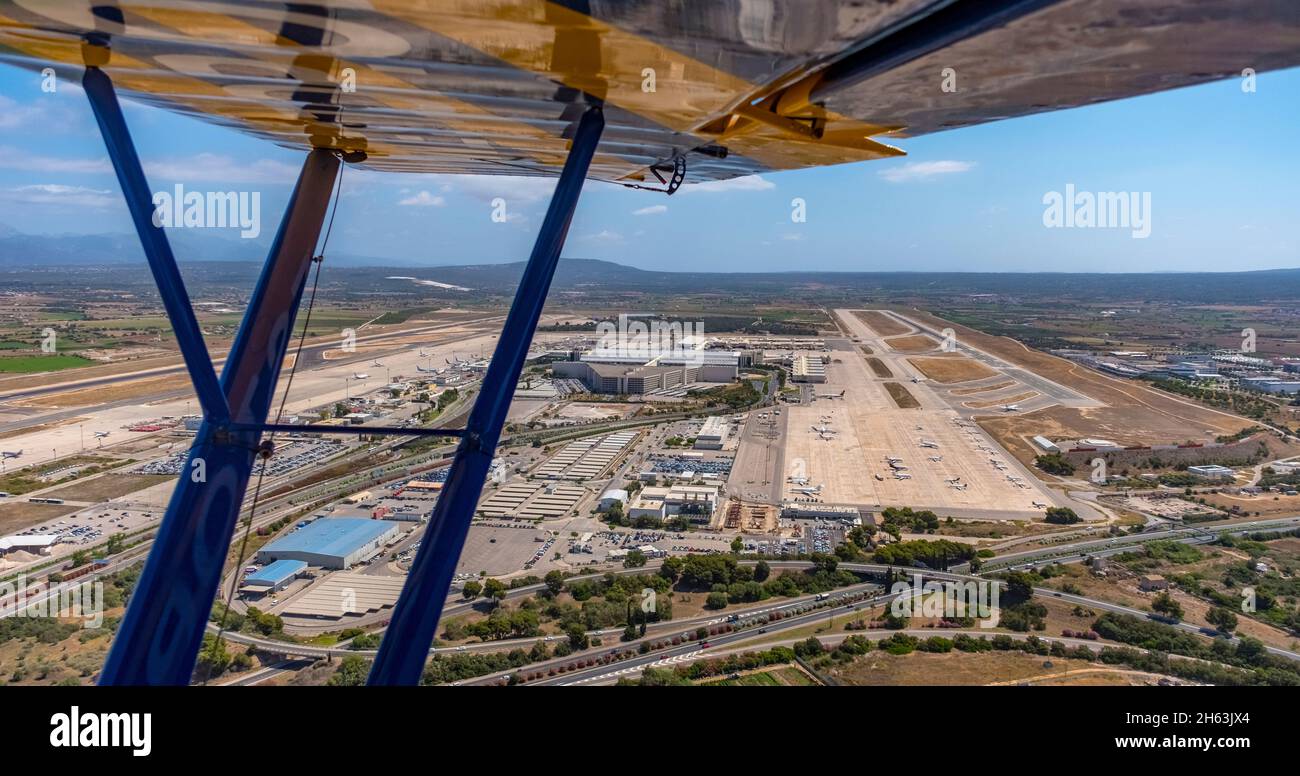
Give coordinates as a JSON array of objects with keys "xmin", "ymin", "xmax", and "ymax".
[{"xmin": 203, "ymin": 160, "xmax": 346, "ymax": 683}]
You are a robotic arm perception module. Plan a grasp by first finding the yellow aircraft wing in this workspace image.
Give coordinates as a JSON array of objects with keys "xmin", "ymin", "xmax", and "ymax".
[{"xmin": 0, "ymin": 1, "xmax": 1296, "ymax": 186}]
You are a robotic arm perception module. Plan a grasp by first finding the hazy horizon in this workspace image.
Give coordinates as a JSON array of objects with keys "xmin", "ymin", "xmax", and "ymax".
[{"xmin": 1, "ymin": 64, "xmax": 1296, "ymax": 274}]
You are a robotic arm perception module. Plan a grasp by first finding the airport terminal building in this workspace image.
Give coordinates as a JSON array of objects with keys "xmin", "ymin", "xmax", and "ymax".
[
  {"xmin": 552, "ymin": 346, "xmax": 739, "ymax": 395},
  {"xmin": 256, "ymin": 518, "xmax": 401, "ymax": 570}
]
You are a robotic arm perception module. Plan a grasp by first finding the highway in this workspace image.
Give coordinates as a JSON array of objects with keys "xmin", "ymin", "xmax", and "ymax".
[
  {"xmin": 195, "ymin": 540, "xmax": 1300, "ymax": 684},
  {"xmin": 979, "ymin": 516, "xmax": 1300, "ymax": 571},
  {"xmin": 454, "ymin": 559, "xmax": 1300, "ymax": 686}
]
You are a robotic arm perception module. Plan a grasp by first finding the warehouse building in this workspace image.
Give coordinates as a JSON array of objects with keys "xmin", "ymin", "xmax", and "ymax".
[
  {"xmin": 0, "ymin": 533, "xmax": 58, "ymax": 557},
  {"xmin": 1241, "ymin": 376, "xmax": 1300, "ymax": 395},
  {"xmin": 627, "ymin": 484, "xmax": 720, "ymax": 523},
  {"xmin": 241, "ymin": 559, "xmax": 306, "ymax": 595},
  {"xmin": 598, "ymin": 488, "xmax": 629, "ymax": 511},
  {"xmin": 695, "ymin": 416, "xmax": 730, "ymax": 449},
  {"xmin": 256, "ymin": 518, "xmax": 401, "ymax": 570}
]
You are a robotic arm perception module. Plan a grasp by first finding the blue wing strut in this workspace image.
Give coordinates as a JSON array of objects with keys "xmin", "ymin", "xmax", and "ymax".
[
  {"xmin": 368, "ymin": 104, "xmax": 606, "ymax": 685},
  {"xmin": 87, "ymin": 64, "xmax": 343, "ymax": 685}
]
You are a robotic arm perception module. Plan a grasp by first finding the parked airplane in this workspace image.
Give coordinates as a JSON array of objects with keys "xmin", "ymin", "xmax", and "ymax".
[
  {"xmin": 415, "ymin": 364, "xmax": 439, "ymax": 373},
  {"xmin": 371, "ymin": 359, "xmax": 383, "ymax": 367},
  {"xmin": 352, "ymin": 372, "xmax": 369, "ymax": 380},
  {"xmin": 1032, "ymin": 501, "xmax": 1049, "ymax": 509},
  {"xmin": 792, "ymin": 485, "xmax": 823, "ymax": 496},
  {"xmin": 787, "ymin": 476, "xmax": 810, "ymax": 485},
  {"xmin": 1000, "ymin": 404, "xmax": 1021, "ymax": 412},
  {"xmin": 919, "ymin": 440, "xmax": 939, "ymax": 449},
  {"xmin": 817, "ymin": 390, "xmax": 846, "ymax": 399},
  {"xmin": 928, "ymin": 456, "xmax": 943, "ymax": 462},
  {"xmin": 893, "ymin": 472, "xmax": 912, "ymax": 480},
  {"xmin": 1, "ymin": 449, "xmax": 21, "ymax": 459},
  {"xmin": 93, "ymin": 431, "xmax": 111, "ymax": 438}
]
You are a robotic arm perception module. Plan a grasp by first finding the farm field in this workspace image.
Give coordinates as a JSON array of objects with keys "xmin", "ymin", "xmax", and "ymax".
[{"xmin": 0, "ymin": 354, "xmax": 95, "ymax": 373}]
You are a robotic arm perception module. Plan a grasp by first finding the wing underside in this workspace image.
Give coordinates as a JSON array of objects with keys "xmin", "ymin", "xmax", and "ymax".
[{"xmin": 0, "ymin": 0, "xmax": 1296, "ymax": 185}]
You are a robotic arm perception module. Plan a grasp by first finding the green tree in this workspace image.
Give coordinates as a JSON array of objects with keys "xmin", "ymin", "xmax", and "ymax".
[
  {"xmin": 1044, "ymin": 507, "xmax": 1082, "ymax": 525},
  {"xmin": 461, "ymin": 580, "xmax": 482, "ymax": 599},
  {"xmin": 1152, "ymin": 592, "xmax": 1184, "ymax": 621},
  {"xmin": 329, "ymin": 655, "xmax": 370, "ymax": 686},
  {"xmin": 565, "ymin": 622, "xmax": 589, "ymax": 651},
  {"xmin": 482, "ymin": 578, "xmax": 507, "ymax": 604},
  {"xmin": 1207, "ymin": 606, "xmax": 1238, "ymax": 634},
  {"xmin": 754, "ymin": 560, "xmax": 771, "ymax": 582},
  {"xmin": 543, "ymin": 570, "xmax": 566, "ymax": 595},
  {"xmin": 195, "ymin": 634, "xmax": 231, "ymax": 678},
  {"xmin": 730, "ymin": 536, "xmax": 744, "ymax": 554}
]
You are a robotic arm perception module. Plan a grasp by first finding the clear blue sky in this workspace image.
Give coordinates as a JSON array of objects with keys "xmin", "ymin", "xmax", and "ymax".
[{"xmin": 0, "ymin": 62, "xmax": 1296, "ymax": 273}]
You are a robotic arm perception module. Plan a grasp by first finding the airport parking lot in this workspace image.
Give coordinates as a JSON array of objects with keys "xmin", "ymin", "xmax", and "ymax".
[{"xmin": 454, "ymin": 523, "xmax": 561, "ymax": 577}]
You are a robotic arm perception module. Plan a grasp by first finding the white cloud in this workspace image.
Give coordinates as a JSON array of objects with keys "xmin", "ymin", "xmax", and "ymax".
[
  {"xmin": 579, "ymin": 229, "xmax": 623, "ymax": 243},
  {"xmin": 679, "ymin": 175, "xmax": 775, "ymax": 194},
  {"xmin": 0, "ymin": 147, "xmax": 111, "ymax": 175},
  {"xmin": 0, "ymin": 96, "xmax": 50, "ymax": 130},
  {"xmin": 878, "ymin": 160, "xmax": 974, "ymax": 183},
  {"xmin": 398, "ymin": 190, "xmax": 446, "ymax": 207},
  {"xmin": 432, "ymin": 174, "xmax": 556, "ymax": 204},
  {"xmin": 2, "ymin": 184, "xmax": 116, "ymax": 208},
  {"xmin": 144, "ymin": 153, "xmax": 301, "ymax": 184},
  {"xmin": 0, "ymin": 93, "xmax": 88, "ymax": 132},
  {"xmin": 0, "ymin": 149, "xmax": 302, "ymax": 184},
  {"xmin": 632, "ymin": 204, "xmax": 667, "ymax": 216}
]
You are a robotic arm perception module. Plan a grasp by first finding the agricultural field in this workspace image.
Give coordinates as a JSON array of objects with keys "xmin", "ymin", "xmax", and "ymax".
[
  {"xmin": 0, "ymin": 501, "xmax": 78, "ymax": 535},
  {"xmin": 0, "ymin": 354, "xmax": 95, "ymax": 373},
  {"xmin": 44, "ymin": 473, "xmax": 173, "ymax": 502},
  {"xmin": 828, "ymin": 650, "xmax": 1123, "ymax": 686},
  {"xmin": 700, "ymin": 665, "xmax": 817, "ymax": 686}
]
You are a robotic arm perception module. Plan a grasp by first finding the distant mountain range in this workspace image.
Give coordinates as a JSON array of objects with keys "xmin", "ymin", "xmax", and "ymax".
[
  {"xmin": 0, "ymin": 225, "xmax": 435, "ymax": 267},
  {"xmin": 1, "ymin": 227, "xmax": 1296, "ymax": 303},
  {"xmin": 375, "ymin": 258, "xmax": 1300, "ymax": 303}
]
